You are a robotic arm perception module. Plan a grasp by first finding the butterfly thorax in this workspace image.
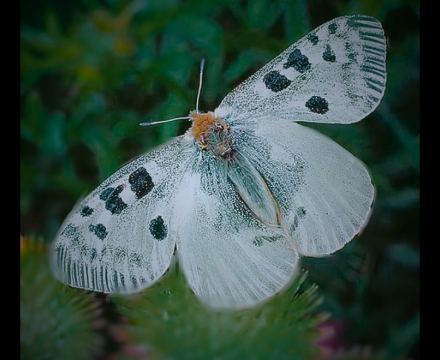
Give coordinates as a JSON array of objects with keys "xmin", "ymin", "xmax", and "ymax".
[{"xmin": 190, "ymin": 111, "xmax": 234, "ymax": 160}]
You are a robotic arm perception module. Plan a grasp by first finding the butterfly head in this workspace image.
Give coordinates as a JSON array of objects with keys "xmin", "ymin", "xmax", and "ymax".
[{"xmin": 190, "ymin": 111, "xmax": 234, "ymax": 159}]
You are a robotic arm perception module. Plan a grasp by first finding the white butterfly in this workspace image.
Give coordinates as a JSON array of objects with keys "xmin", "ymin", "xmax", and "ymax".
[{"xmin": 50, "ymin": 15, "xmax": 386, "ymax": 308}]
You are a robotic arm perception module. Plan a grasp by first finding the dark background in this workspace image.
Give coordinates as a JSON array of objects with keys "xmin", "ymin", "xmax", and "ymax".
[{"xmin": 21, "ymin": 0, "xmax": 419, "ymax": 359}]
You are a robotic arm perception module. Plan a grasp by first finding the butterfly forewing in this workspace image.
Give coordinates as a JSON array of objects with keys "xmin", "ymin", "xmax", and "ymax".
[
  {"xmin": 51, "ymin": 138, "xmax": 185, "ymax": 293},
  {"xmin": 215, "ymin": 15, "xmax": 386, "ymax": 125}
]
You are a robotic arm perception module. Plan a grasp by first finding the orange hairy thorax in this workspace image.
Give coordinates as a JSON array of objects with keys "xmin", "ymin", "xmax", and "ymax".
[
  {"xmin": 190, "ymin": 111, "xmax": 234, "ymax": 159},
  {"xmin": 190, "ymin": 111, "xmax": 221, "ymax": 143}
]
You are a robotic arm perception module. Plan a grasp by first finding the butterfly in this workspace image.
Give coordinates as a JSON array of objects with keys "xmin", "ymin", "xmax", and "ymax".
[{"xmin": 50, "ymin": 15, "xmax": 386, "ymax": 308}]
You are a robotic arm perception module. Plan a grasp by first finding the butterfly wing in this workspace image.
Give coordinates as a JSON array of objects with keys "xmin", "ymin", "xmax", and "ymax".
[
  {"xmin": 50, "ymin": 138, "xmax": 185, "ymax": 293},
  {"xmin": 215, "ymin": 15, "xmax": 386, "ymax": 125},
  {"xmin": 233, "ymin": 120, "xmax": 374, "ymax": 256},
  {"xmin": 174, "ymin": 151, "xmax": 299, "ymax": 308}
]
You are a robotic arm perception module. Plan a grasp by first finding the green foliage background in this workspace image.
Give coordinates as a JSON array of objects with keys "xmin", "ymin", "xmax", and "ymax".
[{"xmin": 20, "ymin": 0, "xmax": 419, "ymax": 359}]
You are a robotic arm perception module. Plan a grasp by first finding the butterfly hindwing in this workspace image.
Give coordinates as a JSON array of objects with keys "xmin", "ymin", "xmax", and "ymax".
[
  {"xmin": 50, "ymin": 138, "xmax": 185, "ymax": 293},
  {"xmin": 215, "ymin": 15, "xmax": 386, "ymax": 125},
  {"xmin": 236, "ymin": 120, "xmax": 374, "ymax": 256},
  {"xmin": 174, "ymin": 153, "xmax": 299, "ymax": 308}
]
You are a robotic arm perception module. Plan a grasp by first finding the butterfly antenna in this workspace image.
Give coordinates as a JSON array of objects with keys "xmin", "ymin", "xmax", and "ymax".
[
  {"xmin": 139, "ymin": 116, "xmax": 192, "ymax": 127},
  {"xmin": 196, "ymin": 58, "xmax": 205, "ymax": 113},
  {"xmin": 140, "ymin": 59, "xmax": 205, "ymax": 127}
]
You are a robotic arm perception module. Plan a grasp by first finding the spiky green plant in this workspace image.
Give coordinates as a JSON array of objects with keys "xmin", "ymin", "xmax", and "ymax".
[
  {"xmin": 20, "ymin": 236, "xmax": 102, "ymax": 360},
  {"xmin": 113, "ymin": 259, "xmax": 326, "ymax": 360}
]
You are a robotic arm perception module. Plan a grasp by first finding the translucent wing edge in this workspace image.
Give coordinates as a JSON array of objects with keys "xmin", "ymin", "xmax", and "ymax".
[{"xmin": 346, "ymin": 15, "xmax": 387, "ymax": 117}]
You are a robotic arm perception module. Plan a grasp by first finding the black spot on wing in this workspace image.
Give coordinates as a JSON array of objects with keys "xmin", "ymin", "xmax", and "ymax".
[
  {"xmin": 290, "ymin": 216, "xmax": 300, "ymax": 234},
  {"xmin": 252, "ymin": 235, "xmax": 283, "ymax": 247},
  {"xmin": 80, "ymin": 205, "xmax": 94, "ymax": 217},
  {"xmin": 149, "ymin": 216, "xmax": 167, "ymax": 241},
  {"xmin": 345, "ymin": 42, "xmax": 357, "ymax": 62},
  {"xmin": 283, "ymin": 49, "xmax": 311, "ymax": 73},
  {"xmin": 297, "ymin": 207, "xmax": 306, "ymax": 219},
  {"xmin": 307, "ymin": 33, "xmax": 319, "ymax": 45},
  {"xmin": 129, "ymin": 167, "xmax": 154, "ymax": 199},
  {"xmin": 129, "ymin": 253, "xmax": 143, "ymax": 268},
  {"xmin": 328, "ymin": 22, "xmax": 338, "ymax": 34},
  {"xmin": 61, "ymin": 223, "xmax": 77, "ymax": 237},
  {"xmin": 100, "ymin": 185, "xmax": 127, "ymax": 215},
  {"xmin": 61, "ymin": 224, "xmax": 82, "ymax": 247},
  {"xmin": 263, "ymin": 71, "xmax": 291, "ymax": 92},
  {"xmin": 290, "ymin": 207, "xmax": 307, "ymax": 234},
  {"xmin": 100, "ymin": 188, "xmax": 114, "ymax": 201},
  {"xmin": 323, "ymin": 44, "xmax": 336, "ymax": 62},
  {"xmin": 89, "ymin": 223, "xmax": 108, "ymax": 240},
  {"xmin": 305, "ymin": 96, "xmax": 329, "ymax": 114},
  {"xmin": 348, "ymin": 52, "xmax": 357, "ymax": 62}
]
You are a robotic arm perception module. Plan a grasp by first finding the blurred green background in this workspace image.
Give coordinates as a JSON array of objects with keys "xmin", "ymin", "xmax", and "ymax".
[{"xmin": 20, "ymin": 0, "xmax": 419, "ymax": 359}]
